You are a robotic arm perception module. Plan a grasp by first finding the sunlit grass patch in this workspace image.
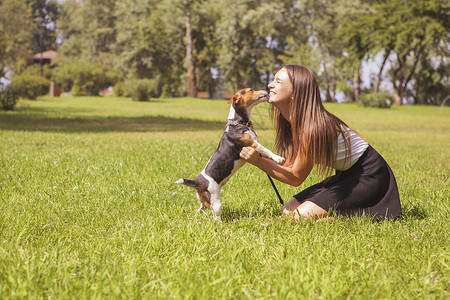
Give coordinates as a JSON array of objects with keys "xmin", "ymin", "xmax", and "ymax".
[{"xmin": 0, "ymin": 96, "xmax": 448, "ymax": 298}]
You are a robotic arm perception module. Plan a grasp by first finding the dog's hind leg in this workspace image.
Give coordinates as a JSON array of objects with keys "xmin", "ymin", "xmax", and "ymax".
[
  {"xmin": 200, "ymin": 171, "xmax": 222, "ymax": 223},
  {"xmin": 198, "ymin": 204, "xmax": 205, "ymax": 213},
  {"xmin": 196, "ymin": 193, "xmax": 206, "ymax": 213},
  {"xmin": 208, "ymin": 186, "xmax": 222, "ymax": 222},
  {"xmin": 210, "ymin": 194, "xmax": 222, "ymax": 223}
]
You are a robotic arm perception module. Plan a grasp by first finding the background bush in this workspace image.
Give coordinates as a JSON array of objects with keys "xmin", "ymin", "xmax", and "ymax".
[
  {"xmin": 9, "ymin": 74, "xmax": 50, "ymax": 100},
  {"xmin": 0, "ymin": 87, "xmax": 19, "ymax": 110},
  {"xmin": 122, "ymin": 78, "xmax": 158, "ymax": 101},
  {"xmin": 113, "ymin": 82, "xmax": 124, "ymax": 97},
  {"xmin": 361, "ymin": 92, "xmax": 394, "ymax": 108},
  {"xmin": 54, "ymin": 61, "xmax": 121, "ymax": 96}
]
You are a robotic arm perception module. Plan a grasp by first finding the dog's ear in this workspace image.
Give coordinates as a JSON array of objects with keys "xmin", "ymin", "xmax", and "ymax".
[
  {"xmin": 228, "ymin": 95, "xmax": 237, "ymax": 104},
  {"xmin": 228, "ymin": 94, "xmax": 242, "ymax": 105}
]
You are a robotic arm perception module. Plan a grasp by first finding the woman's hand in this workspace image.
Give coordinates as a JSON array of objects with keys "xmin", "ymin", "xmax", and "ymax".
[{"xmin": 240, "ymin": 146, "xmax": 260, "ymax": 164}]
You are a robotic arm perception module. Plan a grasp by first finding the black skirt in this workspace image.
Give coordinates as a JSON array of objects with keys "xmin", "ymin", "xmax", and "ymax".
[{"xmin": 293, "ymin": 145, "xmax": 402, "ymax": 219}]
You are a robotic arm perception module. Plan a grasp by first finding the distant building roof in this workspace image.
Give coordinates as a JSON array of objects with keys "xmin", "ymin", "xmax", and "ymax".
[{"xmin": 32, "ymin": 50, "xmax": 57, "ymax": 60}]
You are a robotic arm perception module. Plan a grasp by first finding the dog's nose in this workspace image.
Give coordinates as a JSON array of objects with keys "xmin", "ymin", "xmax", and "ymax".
[{"xmin": 257, "ymin": 93, "xmax": 269, "ymax": 101}]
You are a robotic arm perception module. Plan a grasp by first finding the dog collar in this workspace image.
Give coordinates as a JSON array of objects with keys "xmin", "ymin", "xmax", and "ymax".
[{"xmin": 227, "ymin": 119, "xmax": 253, "ymax": 128}]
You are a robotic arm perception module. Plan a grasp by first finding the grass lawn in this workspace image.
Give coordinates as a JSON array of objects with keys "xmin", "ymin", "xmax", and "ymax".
[{"xmin": 0, "ymin": 96, "xmax": 449, "ymax": 299}]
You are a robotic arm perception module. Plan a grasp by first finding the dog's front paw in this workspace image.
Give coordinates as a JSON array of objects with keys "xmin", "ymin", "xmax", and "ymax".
[{"xmin": 272, "ymin": 155, "xmax": 285, "ymax": 164}]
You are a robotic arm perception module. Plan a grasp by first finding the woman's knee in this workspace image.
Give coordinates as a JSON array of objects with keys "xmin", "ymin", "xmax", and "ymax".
[
  {"xmin": 294, "ymin": 201, "xmax": 328, "ymax": 219},
  {"xmin": 281, "ymin": 198, "xmax": 301, "ymax": 213}
]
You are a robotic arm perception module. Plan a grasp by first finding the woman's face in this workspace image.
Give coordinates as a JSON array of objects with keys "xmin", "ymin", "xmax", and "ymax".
[{"xmin": 268, "ymin": 67, "xmax": 293, "ymax": 105}]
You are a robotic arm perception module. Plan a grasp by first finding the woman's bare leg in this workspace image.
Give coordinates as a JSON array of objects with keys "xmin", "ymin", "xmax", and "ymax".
[
  {"xmin": 282, "ymin": 198, "xmax": 329, "ymax": 222},
  {"xmin": 281, "ymin": 197, "xmax": 302, "ymax": 213}
]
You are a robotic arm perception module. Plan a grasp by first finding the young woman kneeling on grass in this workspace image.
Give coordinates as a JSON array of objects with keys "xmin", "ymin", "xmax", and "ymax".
[{"xmin": 240, "ymin": 64, "xmax": 402, "ymax": 221}]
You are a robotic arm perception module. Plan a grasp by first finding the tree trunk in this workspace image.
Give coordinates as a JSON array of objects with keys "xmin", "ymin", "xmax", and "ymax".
[
  {"xmin": 351, "ymin": 68, "xmax": 360, "ymax": 103},
  {"xmin": 393, "ymin": 89, "xmax": 403, "ymax": 106},
  {"xmin": 391, "ymin": 54, "xmax": 405, "ymax": 106},
  {"xmin": 322, "ymin": 57, "xmax": 332, "ymax": 102},
  {"xmin": 185, "ymin": 4, "xmax": 196, "ymax": 97},
  {"xmin": 138, "ymin": 64, "xmax": 145, "ymax": 79},
  {"xmin": 374, "ymin": 50, "xmax": 390, "ymax": 93},
  {"xmin": 234, "ymin": 65, "xmax": 239, "ymax": 91},
  {"xmin": 401, "ymin": 45, "xmax": 424, "ymax": 105},
  {"xmin": 327, "ymin": 51, "xmax": 336, "ymax": 102},
  {"xmin": 392, "ymin": 77, "xmax": 404, "ymax": 105},
  {"xmin": 391, "ymin": 47, "xmax": 423, "ymax": 106}
]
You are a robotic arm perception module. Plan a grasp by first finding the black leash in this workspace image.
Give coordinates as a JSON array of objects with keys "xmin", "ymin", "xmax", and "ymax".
[
  {"xmin": 257, "ymin": 153, "xmax": 284, "ymax": 205},
  {"xmin": 266, "ymin": 174, "xmax": 284, "ymax": 205}
]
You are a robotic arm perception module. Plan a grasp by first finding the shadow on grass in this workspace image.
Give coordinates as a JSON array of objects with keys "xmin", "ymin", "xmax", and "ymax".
[
  {"xmin": 221, "ymin": 206, "xmax": 281, "ymax": 222},
  {"xmin": 401, "ymin": 204, "xmax": 428, "ymax": 220},
  {"xmin": 222, "ymin": 204, "xmax": 428, "ymax": 223},
  {"xmin": 0, "ymin": 114, "xmax": 226, "ymax": 133}
]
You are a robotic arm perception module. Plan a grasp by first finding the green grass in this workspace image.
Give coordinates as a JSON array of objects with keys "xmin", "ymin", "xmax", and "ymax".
[{"xmin": 0, "ymin": 96, "xmax": 449, "ymax": 299}]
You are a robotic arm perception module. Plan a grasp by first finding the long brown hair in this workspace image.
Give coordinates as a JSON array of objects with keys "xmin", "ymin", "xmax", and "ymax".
[{"xmin": 271, "ymin": 64, "xmax": 349, "ymax": 175}]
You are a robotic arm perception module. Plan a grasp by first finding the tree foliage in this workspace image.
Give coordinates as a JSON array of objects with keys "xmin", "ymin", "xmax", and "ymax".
[
  {"xmin": 342, "ymin": 0, "xmax": 449, "ymax": 105},
  {"xmin": 0, "ymin": 0, "xmax": 448, "ymax": 104},
  {"xmin": 0, "ymin": 0, "xmax": 35, "ymax": 80},
  {"xmin": 25, "ymin": 0, "xmax": 60, "ymax": 53}
]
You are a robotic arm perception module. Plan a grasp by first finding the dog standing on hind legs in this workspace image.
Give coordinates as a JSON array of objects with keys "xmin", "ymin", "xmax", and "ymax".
[{"xmin": 176, "ymin": 88, "xmax": 285, "ymax": 222}]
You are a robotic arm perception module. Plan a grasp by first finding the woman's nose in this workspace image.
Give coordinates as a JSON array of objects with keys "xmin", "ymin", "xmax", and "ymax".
[{"xmin": 268, "ymin": 81, "xmax": 274, "ymax": 89}]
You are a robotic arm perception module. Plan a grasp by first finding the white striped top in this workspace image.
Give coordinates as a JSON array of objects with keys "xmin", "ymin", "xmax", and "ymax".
[{"xmin": 334, "ymin": 126, "xmax": 369, "ymax": 171}]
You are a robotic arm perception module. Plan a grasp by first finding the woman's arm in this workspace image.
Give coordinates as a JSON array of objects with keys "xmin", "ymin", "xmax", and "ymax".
[{"xmin": 240, "ymin": 146, "xmax": 313, "ymax": 187}]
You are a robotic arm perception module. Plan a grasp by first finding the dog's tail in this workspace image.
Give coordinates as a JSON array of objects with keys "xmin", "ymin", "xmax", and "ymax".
[{"xmin": 175, "ymin": 178, "xmax": 198, "ymax": 188}]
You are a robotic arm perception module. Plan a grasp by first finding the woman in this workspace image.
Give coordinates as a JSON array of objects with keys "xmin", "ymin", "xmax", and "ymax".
[{"xmin": 240, "ymin": 64, "xmax": 401, "ymax": 221}]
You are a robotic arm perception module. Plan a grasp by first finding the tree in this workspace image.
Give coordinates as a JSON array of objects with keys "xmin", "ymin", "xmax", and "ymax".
[
  {"xmin": 114, "ymin": 0, "xmax": 162, "ymax": 79},
  {"xmin": 164, "ymin": 0, "xmax": 225, "ymax": 97},
  {"xmin": 161, "ymin": 0, "xmax": 196, "ymax": 96},
  {"xmin": 408, "ymin": 49, "xmax": 449, "ymax": 105},
  {"xmin": 303, "ymin": 0, "xmax": 375, "ymax": 103},
  {"xmin": 0, "ymin": 0, "xmax": 35, "ymax": 80},
  {"xmin": 57, "ymin": 0, "xmax": 117, "ymax": 65},
  {"xmin": 352, "ymin": 0, "xmax": 448, "ymax": 105},
  {"xmin": 303, "ymin": 0, "xmax": 343, "ymax": 102},
  {"xmin": 247, "ymin": 0, "xmax": 302, "ymax": 89},
  {"xmin": 216, "ymin": 0, "xmax": 260, "ymax": 91},
  {"xmin": 184, "ymin": 0, "xmax": 196, "ymax": 97},
  {"xmin": 45, "ymin": 0, "xmax": 447, "ymax": 104},
  {"xmin": 25, "ymin": 0, "xmax": 60, "ymax": 54},
  {"xmin": 191, "ymin": 0, "xmax": 223, "ymax": 95},
  {"xmin": 386, "ymin": 0, "xmax": 448, "ymax": 105},
  {"xmin": 334, "ymin": 0, "xmax": 373, "ymax": 103},
  {"xmin": 56, "ymin": 0, "xmax": 84, "ymax": 59}
]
